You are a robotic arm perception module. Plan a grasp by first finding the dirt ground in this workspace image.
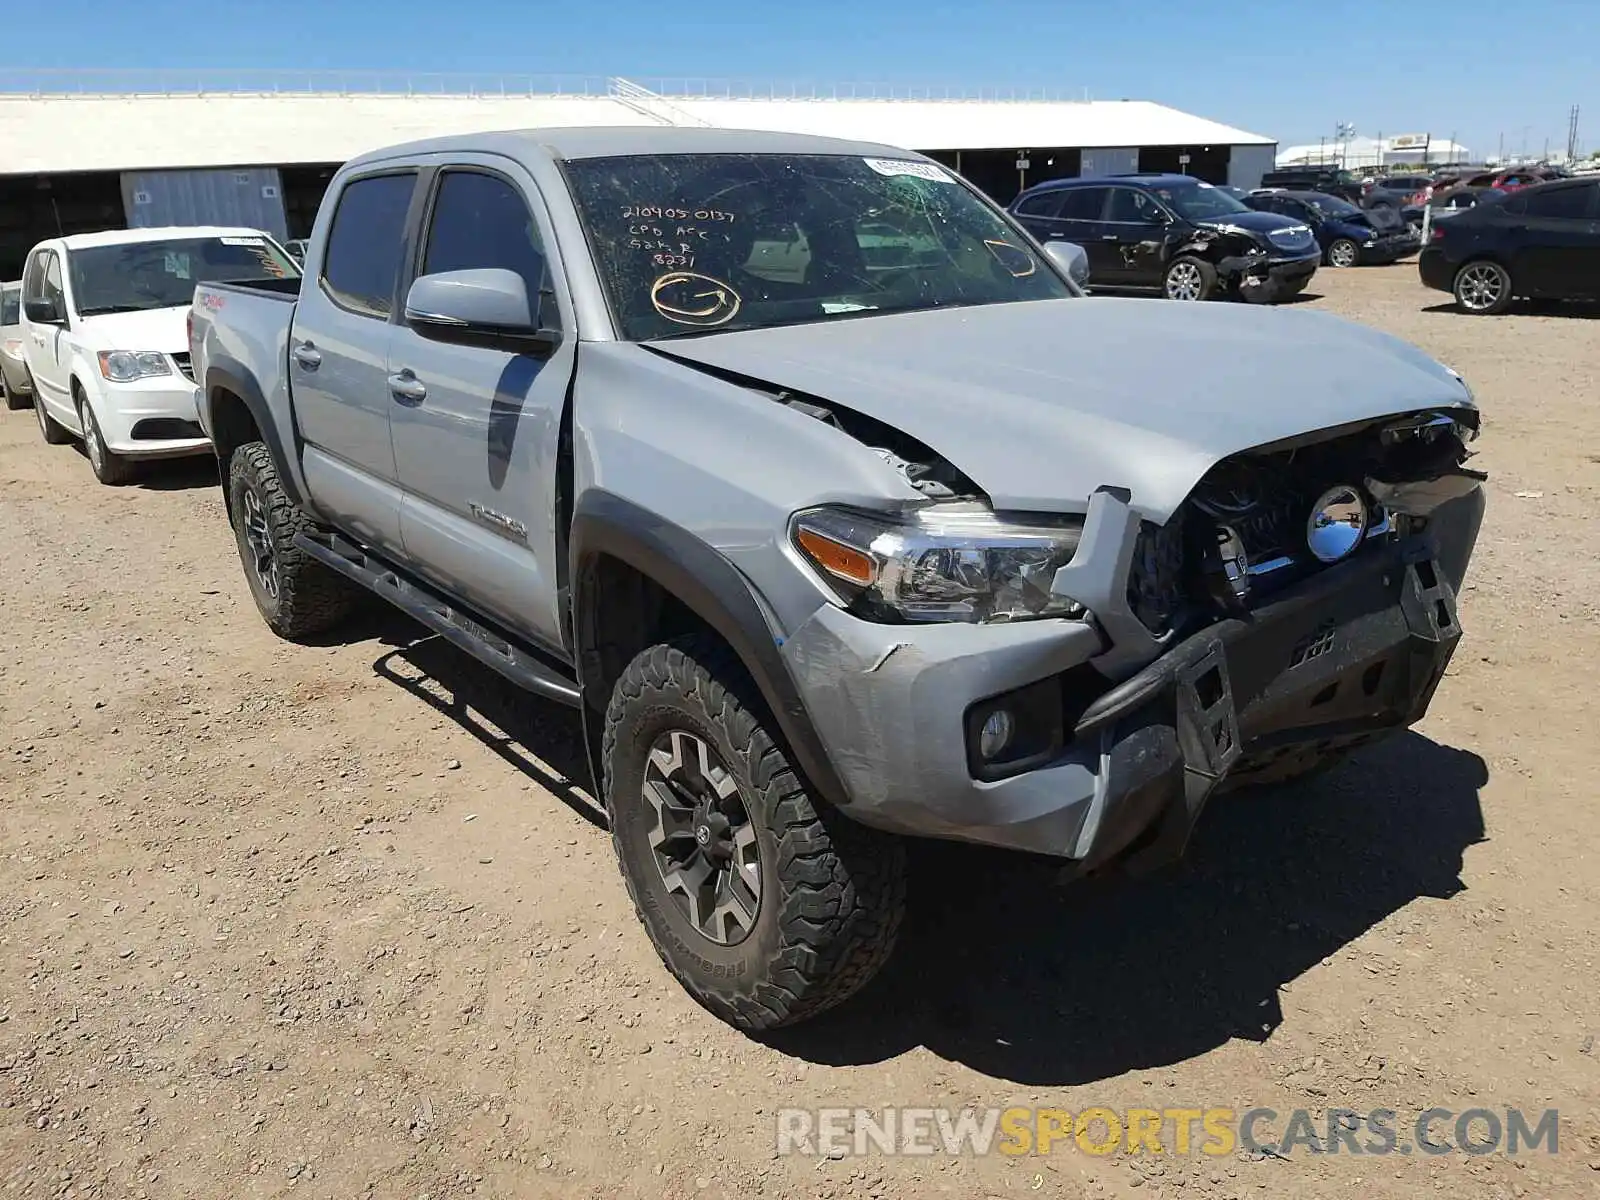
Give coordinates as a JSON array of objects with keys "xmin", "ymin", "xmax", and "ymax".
[{"xmin": 3, "ymin": 265, "xmax": 1598, "ymax": 1200}]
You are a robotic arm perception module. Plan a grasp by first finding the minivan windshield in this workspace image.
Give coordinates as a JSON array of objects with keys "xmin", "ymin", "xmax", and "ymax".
[
  {"xmin": 67, "ymin": 235, "xmax": 298, "ymax": 316},
  {"xmin": 564, "ymin": 153, "xmax": 1074, "ymax": 340},
  {"xmin": 1, "ymin": 285, "xmax": 19, "ymax": 326},
  {"xmin": 1149, "ymin": 181, "xmax": 1254, "ymax": 221}
]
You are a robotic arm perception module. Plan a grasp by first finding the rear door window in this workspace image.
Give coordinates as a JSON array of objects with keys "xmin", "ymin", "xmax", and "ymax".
[
  {"xmin": 1014, "ymin": 192, "xmax": 1065, "ymax": 218},
  {"xmin": 1057, "ymin": 187, "xmax": 1109, "ymax": 222},
  {"xmin": 1105, "ymin": 188, "xmax": 1162, "ymax": 223},
  {"xmin": 1520, "ymin": 185, "xmax": 1594, "ymax": 220},
  {"xmin": 321, "ymin": 172, "xmax": 418, "ymax": 318}
]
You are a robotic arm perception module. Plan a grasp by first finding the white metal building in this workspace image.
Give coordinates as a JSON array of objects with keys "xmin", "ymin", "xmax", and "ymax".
[
  {"xmin": 1276, "ymin": 135, "xmax": 1474, "ymax": 171},
  {"xmin": 0, "ymin": 75, "xmax": 1278, "ymax": 278}
]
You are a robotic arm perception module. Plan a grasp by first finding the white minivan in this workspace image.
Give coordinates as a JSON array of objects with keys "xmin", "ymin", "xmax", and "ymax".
[{"xmin": 20, "ymin": 227, "xmax": 299, "ymax": 484}]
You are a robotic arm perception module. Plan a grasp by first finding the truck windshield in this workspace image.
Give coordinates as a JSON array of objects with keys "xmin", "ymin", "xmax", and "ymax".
[
  {"xmin": 67, "ymin": 236, "xmax": 299, "ymax": 316},
  {"xmin": 564, "ymin": 153, "xmax": 1074, "ymax": 340}
]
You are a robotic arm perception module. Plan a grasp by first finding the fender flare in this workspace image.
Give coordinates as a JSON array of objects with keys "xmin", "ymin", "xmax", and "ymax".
[
  {"xmin": 202, "ymin": 360, "xmax": 315, "ymax": 514},
  {"xmin": 569, "ymin": 489, "xmax": 850, "ymax": 810}
]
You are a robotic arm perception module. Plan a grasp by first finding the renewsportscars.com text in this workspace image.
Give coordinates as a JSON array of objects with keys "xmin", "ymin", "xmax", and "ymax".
[{"xmin": 775, "ymin": 1106, "xmax": 1560, "ymax": 1159}]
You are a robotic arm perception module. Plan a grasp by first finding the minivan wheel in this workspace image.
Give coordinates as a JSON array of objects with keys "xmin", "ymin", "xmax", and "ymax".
[
  {"xmin": 1454, "ymin": 260, "xmax": 1513, "ymax": 315},
  {"xmin": 78, "ymin": 397, "xmax": 138, "ymax": 485},
  {"xmin": 1163, "ymin": 256, "xmax": 1216, "ymax": 301},
  {"xmin": 227, "ymin": 441, "xmax": 360, "ymax": 640},
  {"xmin": 1326, "ymin": 238, "xmax": 1361, "ymax": 268},
  {"xmin": 2, "ymin": 373, "xmax": 28, "ymax": 411},
  {"xmin": 603, "ymin": 635, "xmax": 907, "ymax": 1031}
]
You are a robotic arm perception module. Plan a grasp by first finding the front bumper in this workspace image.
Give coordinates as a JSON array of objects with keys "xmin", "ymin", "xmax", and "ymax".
[
  {"xmin": 781, "ymin": 486, "xmax": 1484, "ymax": 869},
  {"xmin": 89, "ymin": 376, "xmax": 211, "ymax": 459},
  {"xmin": 1234, "ymin": 251, "xmax": 1321, "ymax": 300},
  {"xmin": 1361, "ymin": 234, "xmax": 1420, "ymax": 264},
  {"xmin": 1, "ymin": 349, "xmax": 32, "ymax": 395}
]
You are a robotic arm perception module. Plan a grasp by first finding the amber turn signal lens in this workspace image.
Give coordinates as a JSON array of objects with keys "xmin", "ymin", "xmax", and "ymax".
[{"xmin": 796, "ymin": 527, "xmax": 877, "ymax": 586}]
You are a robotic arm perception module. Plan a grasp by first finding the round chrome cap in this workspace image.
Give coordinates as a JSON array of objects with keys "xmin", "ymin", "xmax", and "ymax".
[{"xmin": 1306, "ymin": 485, "xmax": 1368, "ymax": 563}]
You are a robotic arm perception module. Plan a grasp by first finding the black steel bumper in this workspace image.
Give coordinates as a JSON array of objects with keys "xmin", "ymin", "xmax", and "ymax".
[{"xmin": 1065, "ymin": 517, "xmax": 1475, "ymax": 878}]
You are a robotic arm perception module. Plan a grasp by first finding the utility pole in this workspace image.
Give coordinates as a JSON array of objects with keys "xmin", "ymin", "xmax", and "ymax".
[
  {"xmin": 1497, "ymin": 131, "xmax": 1504, "ymax": 163},
  {"xmin": 1568, "ymin": 105, "xmax": 1581, "ymax": 161}
]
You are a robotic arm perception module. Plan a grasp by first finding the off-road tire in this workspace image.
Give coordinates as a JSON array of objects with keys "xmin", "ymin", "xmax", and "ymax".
[
  {"xmin": 78, "ymin": 396, "xmax": 138, "ymax": 485},
  {"xmin": 603, "ymin": 635, "xmax": 907, "ymax": 1031},
  {"xmin": 1163, "ymin": 256, "xmax": 1217, "ymax": 302},
  {"xmin": 35, "ymin": 394, "xmax": 71, "ymax": 444},
  {"xmin": 227, "ymin": 441, "xmax": 359, "ymax": 640}
]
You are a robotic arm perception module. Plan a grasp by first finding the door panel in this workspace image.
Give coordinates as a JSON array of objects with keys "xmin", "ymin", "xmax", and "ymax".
[
  {"xmin": 1100, "ymin": 188, "xmax": 1170, "ymax": 286},
  {"xmin": 1053, "ymin": 188, "xmax": 1114, "ymax": 279},
  {"xmin": 290, "ymin": 170, "xmax": 419, "ymax": 552},
  {"xmin": 1509, "ymin": 184, "xmax": 1600, "ymax": 297},
  {"xmin": 24, "ymin": 251, "xmax": 73, "ymax": 418},
  {"xmin": 388, "ymin": 162, "xmax": 576, "ymax": 650}
]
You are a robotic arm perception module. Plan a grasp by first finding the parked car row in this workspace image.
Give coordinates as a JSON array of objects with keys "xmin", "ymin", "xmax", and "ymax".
[{"xmin": 7, "ymin": 127, "xmax": 1488, "ymax": 1032}]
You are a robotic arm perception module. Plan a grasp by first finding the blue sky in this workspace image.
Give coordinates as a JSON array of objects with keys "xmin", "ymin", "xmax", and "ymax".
[{"xmin": 22, "ymin": 0, "xmax": 1594, "ymax": 159}]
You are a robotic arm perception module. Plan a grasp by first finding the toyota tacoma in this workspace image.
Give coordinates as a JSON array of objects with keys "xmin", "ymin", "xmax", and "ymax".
[{"xmin": 187, "ymin": 128, "xmax": 1486, "ymax": 1031}]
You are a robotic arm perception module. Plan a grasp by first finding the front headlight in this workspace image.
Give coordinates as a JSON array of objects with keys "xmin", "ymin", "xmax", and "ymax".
[
  {"xmin": 97, "ymin": 350, "xmax": 172, "ymax": 383},
  {"xmin": 790, "ymin": 504, "xmax": 1088, "ymax": 624}
]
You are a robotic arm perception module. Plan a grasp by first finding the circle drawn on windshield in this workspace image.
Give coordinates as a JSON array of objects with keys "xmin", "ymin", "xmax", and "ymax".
[
  {"xmin": 983, "ymin": 240, "xmax": 1037, "ymax": 278},
  {"xmin": 650, "ymin": 272, "xmax": 743, "ymax": 327}
]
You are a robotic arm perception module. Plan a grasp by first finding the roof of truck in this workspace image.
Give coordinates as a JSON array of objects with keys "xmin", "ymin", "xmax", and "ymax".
[{"xmin": 346, "ymin": 125, "xmax": 930, "ymax": 169}]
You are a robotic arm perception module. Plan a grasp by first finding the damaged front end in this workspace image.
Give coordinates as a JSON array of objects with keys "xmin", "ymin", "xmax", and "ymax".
[{"xmin": 1046, "ymin": 407, "xmax": 1485, "ymax": 877}]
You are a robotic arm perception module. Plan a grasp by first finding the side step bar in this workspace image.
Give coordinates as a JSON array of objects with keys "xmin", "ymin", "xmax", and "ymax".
[{"xmin": 294, "ymin": 530, "xmax": 582, "ymax": 708}]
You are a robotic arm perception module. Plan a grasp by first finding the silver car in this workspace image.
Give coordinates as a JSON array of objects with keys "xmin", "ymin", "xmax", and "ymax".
[{"xmin": 1, "ymin": 281, "xmax": 33, "ymax": 409}]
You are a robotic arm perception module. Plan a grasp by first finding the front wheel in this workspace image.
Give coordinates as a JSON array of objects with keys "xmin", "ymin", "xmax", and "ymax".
[
  {"xmin": 1163, "ymin": 256, "xmax": 1216, "ymax": 302},
  {"xmin": 1453, "ymin": 260, "xmax": 1514, "ymax": 315},
  {"xmin": 1326, "ymin": 238, "xmax": 1361, "ymax": 268},
  {"xmin": 79, "ymin": 397, "xmax": 138, "ymax": 485},
  {"xmin": 227, "ymin": 441, "xmax": 360, "ymax": 640},
  {"xmin": 603, "ymin": 635, "xmax": 907, "ymax": 1031}
]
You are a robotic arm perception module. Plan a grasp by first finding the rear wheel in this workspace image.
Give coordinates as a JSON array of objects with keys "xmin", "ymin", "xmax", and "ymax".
[
  {"xmin": 603, "ymin": 635, "xmax": 907, "ymax": 1031},
  {"xmin": 227, "ymin": 441, "xmax": 360, "ymax": 639},
  {"xmin": 1162, "ymin": 256, "xmax": 1216, "ymax": 302},
  {"xmin": 1326, "ymin": 238, "xmax": 1361, "ymax": 268},
  {"xmin": 78, "ymin": 396, "xmax": 138, "ymax": 485},
  {"xmin": 1453, "ymin": 260, "xmax": 1513, "ymax": 315},
  {"xmin": 2, "ymin": 372, "xmax": 28, "ymax": 411},
  {"xmin": 35, "ymin": 392, "xmax": 71, "ymax": 445}
]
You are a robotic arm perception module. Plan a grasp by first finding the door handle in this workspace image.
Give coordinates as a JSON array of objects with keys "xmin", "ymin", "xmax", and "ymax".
[
  {"xmin": 291, "ymin": 342, "xmax": 322, "ymax": 369},
  {"xmin": 387, "ymin": 370, "xmax": 427, "ymax": 403}
]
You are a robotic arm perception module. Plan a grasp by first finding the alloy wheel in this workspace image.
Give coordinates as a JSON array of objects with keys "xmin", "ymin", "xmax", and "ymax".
[
  {"xmin": 1456, "ymin": 263, "xmax": 1507, "ymax": 312},
  {"xmin": 240, "ymin": 486, "xmax": 281, "ymax": 601},
  {"xmin": 1329, "ymin": 240, "xmax": 1359, "ymax": 268},
  {"xmin": 81, "ymin": 405, "xmax": 105, "ymax": 475},
  {"xmin": 643, "ymin": 728, "xmax": 762, "ymax": 946},
  {"xmin": 1165, "ymin": 262, "xmax": 1204, "ymax": 301}
]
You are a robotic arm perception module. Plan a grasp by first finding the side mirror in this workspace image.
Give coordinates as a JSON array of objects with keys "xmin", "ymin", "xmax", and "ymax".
[
  {"xmin": 24, "ymin": 296, "xmax": 64, "ymax": 324},
  {"xmin": 404, "ymin": 268, "xmax": 560, "ymax": 353},
  {"xmin": 1043, "ymin": 241, "xmax": 1091, "ymax": 287}
]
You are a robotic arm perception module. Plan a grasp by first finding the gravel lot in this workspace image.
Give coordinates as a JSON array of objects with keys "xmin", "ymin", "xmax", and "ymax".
[{"xmin": 2, "ymin": 264, "xmax": 1598, "ymax": 1200}]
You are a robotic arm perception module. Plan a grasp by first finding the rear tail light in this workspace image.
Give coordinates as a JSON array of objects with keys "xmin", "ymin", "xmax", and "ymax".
[{"xmin": 1430, "ymin": 224, "xmax": 1448, "ymax": 241}]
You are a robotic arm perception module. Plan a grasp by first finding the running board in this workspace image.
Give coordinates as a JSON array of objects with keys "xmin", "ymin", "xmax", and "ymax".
[{"xmin": 293, "ymin": 530, "xmax": 582, "ymax": 708}]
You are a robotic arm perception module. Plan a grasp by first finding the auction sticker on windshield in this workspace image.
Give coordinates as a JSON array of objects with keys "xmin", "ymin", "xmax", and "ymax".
[
  {"xmin": 863, "ymin": 158, "xmax": 953, "ymax": 183},
  {"xmin": 220, "ymin": 236, "xmax": 267, "ymax": 246}
]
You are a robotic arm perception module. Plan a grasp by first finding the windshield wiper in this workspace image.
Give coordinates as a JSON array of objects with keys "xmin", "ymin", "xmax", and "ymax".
[{"xmin": 76, "ymin": 303, "xmax": 162, "ymax": 316}]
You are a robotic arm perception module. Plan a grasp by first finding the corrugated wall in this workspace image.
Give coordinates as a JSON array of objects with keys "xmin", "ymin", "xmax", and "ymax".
[{"xmin": 120, "ymin": 167, "xmax": 289, "ymax": 238}]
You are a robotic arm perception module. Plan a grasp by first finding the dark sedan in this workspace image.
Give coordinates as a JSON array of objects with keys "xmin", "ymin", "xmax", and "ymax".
[
  {"xmin": 1247, "ymin": 190, "xmax": 1419, "ymax": 267},
  {"xmin": 1420, "ymin": 177, "xmax": 1600, "ymax": 313}
]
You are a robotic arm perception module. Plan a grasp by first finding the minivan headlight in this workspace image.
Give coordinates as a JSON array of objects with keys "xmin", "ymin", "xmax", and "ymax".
[
  {"xmin": 790, "ymin": 504, "xmax": 1088, "ymax": 624},
  {"xmin": 97, "ymin": 351, "xmax": 172, "ymax": 382}
]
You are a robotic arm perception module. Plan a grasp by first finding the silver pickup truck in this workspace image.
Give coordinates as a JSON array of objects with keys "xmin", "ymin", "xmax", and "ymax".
[{"xmin": 188, "ymin": 127, "xmax": 1486, "ymax": 1031}]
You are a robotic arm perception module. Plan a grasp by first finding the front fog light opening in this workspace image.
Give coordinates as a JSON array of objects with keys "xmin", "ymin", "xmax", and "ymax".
[{"xmin": 978, "ymin": 709, "xmax": 1015, "ymax": 760}]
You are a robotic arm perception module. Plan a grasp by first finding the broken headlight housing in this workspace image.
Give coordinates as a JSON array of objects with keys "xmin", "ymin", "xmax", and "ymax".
[{"xmin": 790, "ymin": 504, "xmax": 1088, "ymax": 624}]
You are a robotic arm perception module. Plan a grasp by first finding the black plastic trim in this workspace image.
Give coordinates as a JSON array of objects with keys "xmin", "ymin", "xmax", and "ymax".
[
  {"xmin": 202, "ymin": 361, "xmax": 315, "ymax": 515},
  {"xmin": 569, "ymin": 489, "xmax": 851, "ymax": 809}
]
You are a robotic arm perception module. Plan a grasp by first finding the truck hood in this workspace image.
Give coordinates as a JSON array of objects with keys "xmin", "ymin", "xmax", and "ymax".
[
  {"xmin": 75, "ymin": 306, "xmax": 189, "ymax": 353},
  {"xmin": 648, "ymin": 297, "xmax": 1474, "ymax": 522}
]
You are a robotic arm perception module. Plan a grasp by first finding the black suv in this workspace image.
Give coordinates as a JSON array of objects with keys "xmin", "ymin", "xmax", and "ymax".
[{"xmin": 1009, "ymin": 174, "xmax": 1321, "ymax": 302}]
